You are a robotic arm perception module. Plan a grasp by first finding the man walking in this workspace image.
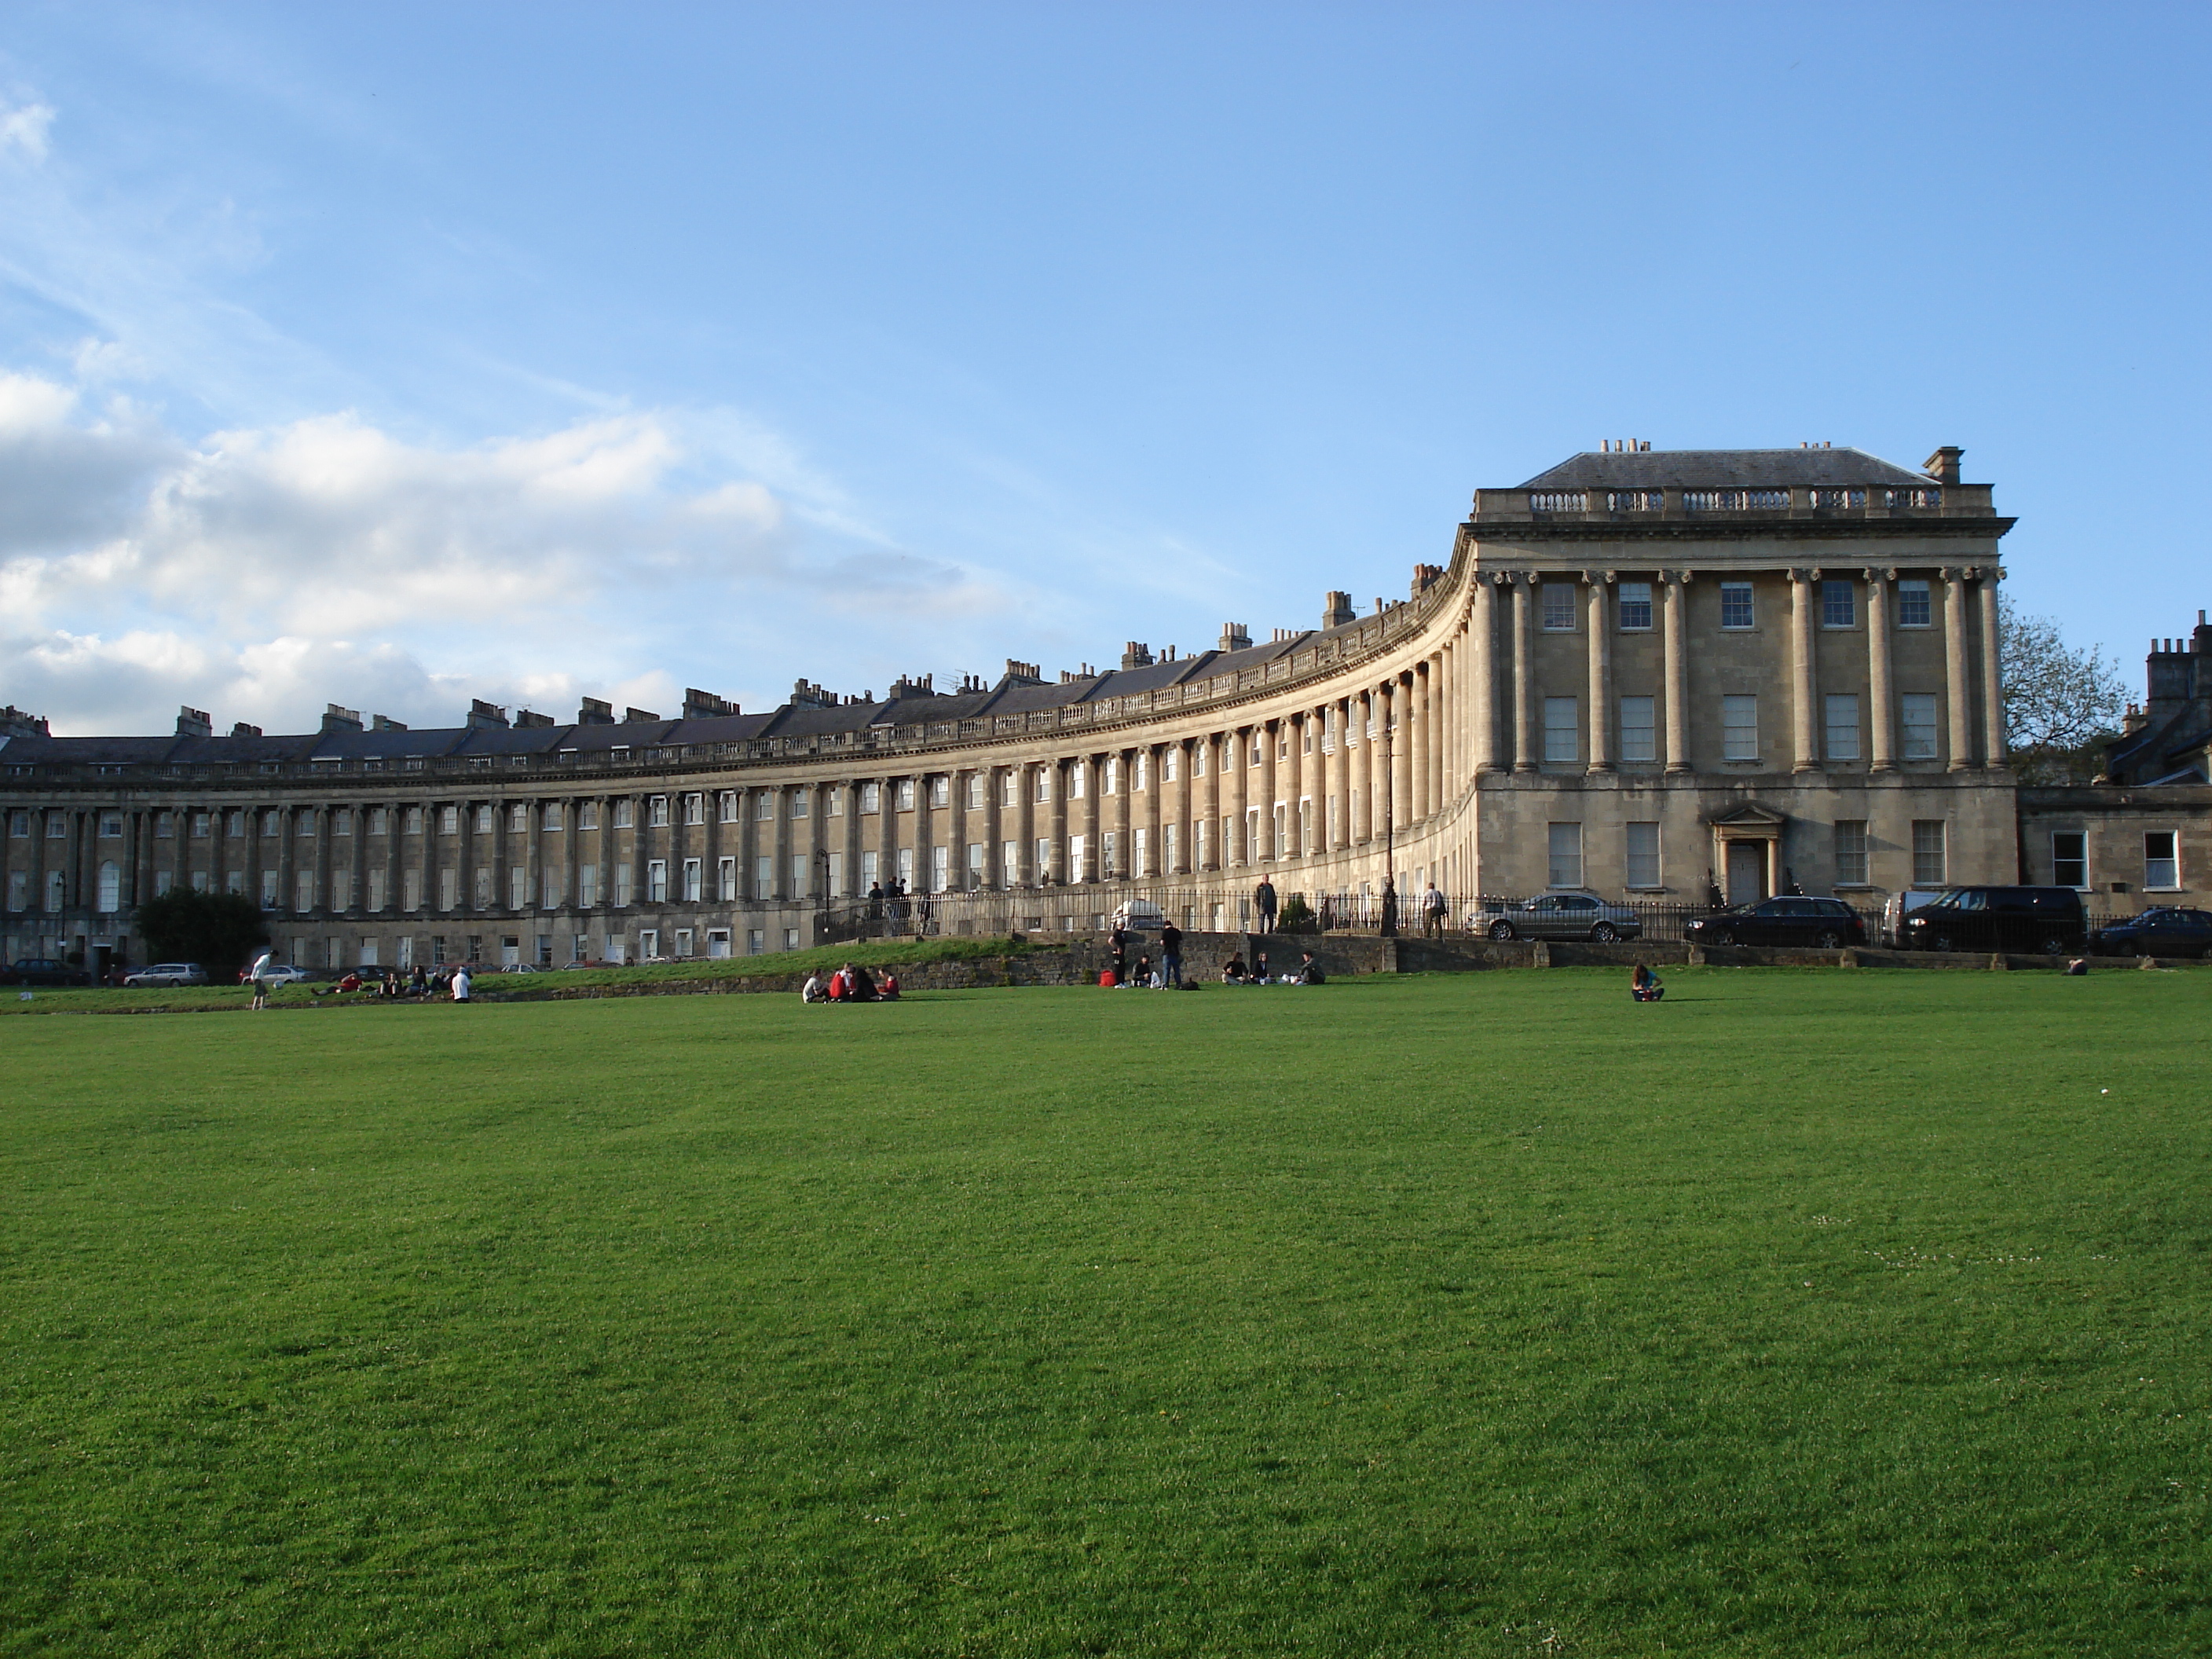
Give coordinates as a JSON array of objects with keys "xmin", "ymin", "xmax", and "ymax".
[
  {"xmin": 1422, "ymin": 880, "xmax": 1448, "ymax": 939},
  {"xmin": 247, "ymin": 947, "xmax": 276, "ymax": 1011},
  {"xmin": 1254, "ymin": 877, "xmax": 1278, "ymax": 934},
  {"xmin": 1159, "ymin": 918, "xmax": 1183, "ymax": 987}
]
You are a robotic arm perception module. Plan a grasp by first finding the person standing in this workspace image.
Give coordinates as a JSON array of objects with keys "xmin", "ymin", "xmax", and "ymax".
[
  {"xmin": 1254, "ymin": 877, "xmax": 1278, "ymax": 934},
  {"xmin": 1159, "ymin": 919, "xmax": 1183, "ymax": 988},
  {"xmin": 246, "ymin": 948, "xmax": 276, "ymax": 1011},
  {"xmin": 451, "ymin": 964, "xmax": 472, "ymax": 1003},
  {"xmin": 1108, "ymin": 923, "xmax": 1130, "ymax": 987},
  {"xmin": 1421, "ymin": 881, "xmax": 1447, "ymax": 939}
]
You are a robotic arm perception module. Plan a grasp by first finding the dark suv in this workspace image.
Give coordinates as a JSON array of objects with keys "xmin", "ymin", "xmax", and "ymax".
[
  {"xmin": 2093, "ymin": 906, "xmax": 2212, "ymax": 959},
  {"xmin": 1898, "ymin": 887, "xmax": 2086, "ymax": 956},
  {"xmin": 1684, "ymin": 896, "xmax": 1867, "ymax": 949},
  {"xmin": 1, "ymin": 958, "xmax": 93, "ymax": 987}
]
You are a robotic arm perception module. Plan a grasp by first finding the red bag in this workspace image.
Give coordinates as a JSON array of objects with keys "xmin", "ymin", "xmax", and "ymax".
[{"xmin": 1099, "ymin": 970, "xmax": 1118, "ymax": 987}]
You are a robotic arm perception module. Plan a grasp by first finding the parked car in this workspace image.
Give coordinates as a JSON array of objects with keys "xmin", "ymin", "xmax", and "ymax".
[
  {"xmin": 240, "ymin": 963, "xmax": 313, "ymax": 986},
  {"xmin": 1897, "ymin": 886, "xmax": 2087, "ymax": 955},
  {"xmin": 123, "ymin": 962, "xmax": 210, "ymax": 987},
  {"xmin": 1476, "ymin": 892, "xmax": 1643, "ymax": 943},
  {"xmin": 1685, "ymin": 896, "xmax": 1866, "ymax": 950},
  {"xmin": 2093, "ymin": 906, "xmax": 2212, "ymax": 958},
  {"xmin": 1878, "ymin": 888, "xmax": 1949, "ymax": 947},
  {"xmin": 2, "ymin": 958, "xmax": 93, "ymax": 987}
]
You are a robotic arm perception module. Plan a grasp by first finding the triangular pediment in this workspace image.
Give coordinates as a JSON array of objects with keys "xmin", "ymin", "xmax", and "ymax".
[{"xmin": 1708, "ymin": 803, "xmax": 1789, "ymax": 828}]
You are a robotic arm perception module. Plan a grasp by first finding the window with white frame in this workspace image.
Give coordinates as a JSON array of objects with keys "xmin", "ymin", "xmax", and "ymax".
[
  {"xmin": 646, "ymin": 859, "xmax": 668, "ymax": 903},
  {"xmin": 790, "ymin": 787, "xmax": 810, "ymax": 819},
  {"xmin": 1134, "ymin": 753, "xmax": 1150, "ymax": 790},
  {"xmin": 826, "ymin": 786, "xmax": 843, "ymax": 817},
  {"xmin": 438, "ymin": 804, "xmax": 458, "ymax": 834},
  {"xmin": 965, "ymin": 841, "xmax": 983, "ymax": 886},
  {"xmin": 510, "ymin": 866, "xmax": 529, "ymax": 909},
  {"xmin": 1835, "ymin": 820, "xmax": 1869, "ymax": 886},
  {"xmin": 540, "ymin": 804, "xmax": 560, "ymax": 832},
  {"xmin": 1002, "ymin": 772, "xmax": 1018, "ymax": 808},
  {"xmin": 508, "ymin": 803, "xmax": 529, "ymax": 832},
  {"xmin": 1617, "ymin": 580, "xmax": 1653, "ymax": 631},
  {"xmin": 1067, "ymin": 834, "xmax": 1086, "ymax": 883},
  {"xmin": 1897, "ymin": 578, "xmax": 1932, "ymax": 628},
  {"xmin": 930, "ymin": 845, "xmax": 948, "ymax": 892},
  {"xmin": 613, "ymin": 799, "xmax": 632, "ymax": 828},
  {"xmin": 1911, "ymin": 819, "xmax": 1946, "ymax": 886},
  {"xmin": 717, "ymin": 856, "xmax": 736, "ymax": 899},
  {"xmin": 1821, "ymin": 580, "xmax": 1856, "ymax": 628},
  {"xmin": 1825, "ymin": 694, "xmax": 1861, "ymax": 761},
  {"xmin": 1103, "ymin": 756, "xmax": 1119, "ymax": 795},
  {"xmin": 2145, "ymin": 830, "xmax": 2180, "ymax": 889},
  {"xmin": 1002, "ymin": 840, "xmax": 1020, "ymax": 884},
  {"xmin": 262, "ymin": 809, "xmax": 281, "ymax": 837},
  {"xmin": 97, "ymin": 861, "xmax": 121, "ymax": 914},
  {"xmin": 965, "ymin": 773, "xmax": 984, "ymax": 809},
  {"xmin": 1619, "ymin": 696, "xmax": 1656, "ymax": 764},
  {"xmin": 1547, "ymin": 822, "xmax": 1583, "ymax": 888},
  {"xmin": 1541, "ymin": 582, "xmax": 1577, "ymax": 631},
  {"xmin": 474, "ymin": 804, "xmax": 493, "ymax": 833},
  {"xmin": 1192, "ymin": 745, "xmax": 1207, "ymax": 778},
  {"xmin": 1900, "ymin": 694, "xmax": 1939, "ymax": 760},
  {"xmin": 755, "ymin": 791, "xmax": 775, "ymax": 821},
  {"xmin": 1625, "ymin": 821, "xmax": 1661, "ymax": 888},
  {"xmin": 896, "ymin": 847, "xmax": 914, "ymax": 887},
  {"xmin": 1250, "ymin": 737, "xmax": 1264, "ymax": 768},
  {"xmin": 792, "ymin": 853, "xmax": 809, "ymax": 895},
  {"xmin": 1542, "ymin": 697, "xmax": 1579, "ymax": 764},
  {"xmin": 1722, "ymin": 695, "xmax": 1760, "ymax": 761},
  {"xmin": 648, "ymin": 796, "xmax": 668, "ymax": 827},
  {"xmin": 98, "ymin": 812, "xmax": 123, "ymax": 838},
  {"xmin": 896, "ymin": 778, "xmax": 917, "ymax": 810},
  {"xmin": 682, "ymin": 858, "xmax": 701, "ymax": 901},
  {"xmin": 1034, "ymin": 837, "xmax": 1050, "ymax": 877},
  {"xmin": 2051, "ymin": 831, "xmax": 2086, "ymax": 889},
  {"xmin": 755, "ymin": 855, "xmax": 773, "ymax": 895},
  {"xmin": 1068, "ymin": 764, "xmax": 1086, "ymax": 800},
  {"xmin": 542, "ymin": 869, "xmax": 562, "ymax": 908},
  {"xmin": 1719, "ymin": 582, "xmax": 1755, "ymax": 629},
  {"xmin": 579, "ymin": 802, "xmax": 597, "ymax": 830},
  {"xmin": 156, "ymin": 870, "xmax": 174, "ymax": 897},
  {"xmin": 718, "ymin": 791, "xmax": 738, "ymax": 822},
  {"xmin": 928, "ymin": 775, "xmax": 949, "ymax": 808},
  {"xmin": 862, "ymin": 782, "xmax": 881, "ymax": 813},
  {"xmin": 860, "ymin": 850, "xmax": 878, "ymax": 887},
  {"xmin": 1035, "ymin": 770, "xmax": 1051, "ymax": 802},
  {"xmin": 683, "ymin": 793, "xmax": 704, "ymax": 825}
]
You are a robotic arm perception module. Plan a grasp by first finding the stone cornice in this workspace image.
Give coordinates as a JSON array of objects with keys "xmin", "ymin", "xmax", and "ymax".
[{"xmin": 1462, "ymin": 517, "xmax": 2015, "ymax": 544}]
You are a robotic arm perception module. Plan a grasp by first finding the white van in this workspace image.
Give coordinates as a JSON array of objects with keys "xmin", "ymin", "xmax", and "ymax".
[{"xmin": 1111, "ymin": 900, "xmax": 1166, "ymax": 935}]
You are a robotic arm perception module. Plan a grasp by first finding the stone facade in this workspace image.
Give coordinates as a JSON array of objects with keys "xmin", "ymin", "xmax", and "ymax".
[{"xmin": 0, "ymin": 445, "xmax": 2046, "ymax": 974}]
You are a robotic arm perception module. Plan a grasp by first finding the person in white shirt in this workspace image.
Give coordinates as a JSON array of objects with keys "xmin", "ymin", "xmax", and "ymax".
[
  {"xmin": 801, "ymin": 972, "xmax": 826, "ymax": 1003},
  {"xmin": 247, "ymin": 950, "xmax": 276, "ymax": 1011},
  {"xmin": 1422, "ymin": 884, "xmax": 1448, "ymax": 939},
  {"xmin": 451, "ymin": 965, "xmax": 472, "ymax": 1003}
]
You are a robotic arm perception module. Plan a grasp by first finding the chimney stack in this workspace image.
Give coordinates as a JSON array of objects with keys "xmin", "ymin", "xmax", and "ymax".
[
  {"xmin": 320, "ymin": 704, "xmax": 363, "ymax": 733},
  {"xmin": 372, "ymin": 714, "xmax": 408, "ymax": 731},
  {"xmin": 514, "ymin": 709, "xmax": 556, "ymax": 728},
  {"xmin": 683, "ymin": 688, "xmax": 738, "ymax": 720},
  {"xmin": 1218, "ymin": 622, "xmax": 1251, "ymax": 652},
  {"xmin": 175, "ymin": 706, "xmax": 212, "ymax": 738},
  {"xmin": 577, "ymin": 698, "xmax": 615, "ymax": 725},
  {"xmin": 1924, "ymin": 445, "xmax": 1963, "ymax": 485},
  {"xmin": 622, "ymin": 707, "xmax": 662, "ymax": 724},
  {"xmin": 1120, "ymin": 642, "xmax": 1154, "ymax": 668},
  {"xmin": 1323, "ymin": 590, "xmax": 1355, "ymax": 628},
  {"xmin": 467, "ymin": 699, "xmax": 510, "ymax": 730}
]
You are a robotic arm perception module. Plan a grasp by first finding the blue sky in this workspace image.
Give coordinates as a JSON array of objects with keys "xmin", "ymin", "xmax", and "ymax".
[{"xmin": 2, "ymin": 2, "xmax": 2208, "ymax": 735}]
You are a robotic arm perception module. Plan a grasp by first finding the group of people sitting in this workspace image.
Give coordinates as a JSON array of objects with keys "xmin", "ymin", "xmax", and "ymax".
[
  {"xmin": 1219, "ymin": 950, "xmax": 1325, "ymax": 986},
  {"xmin": 800, "ymin": 963, "xmax": 901, "ymax": 1003}
]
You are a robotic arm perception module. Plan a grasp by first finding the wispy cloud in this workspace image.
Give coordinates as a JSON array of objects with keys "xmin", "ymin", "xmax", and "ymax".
[{"xmin": 0, "ymin": 97, "xmax": 53, "ymax": 162}]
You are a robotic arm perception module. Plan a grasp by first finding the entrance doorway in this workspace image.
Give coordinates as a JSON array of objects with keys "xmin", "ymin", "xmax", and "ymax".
[{"xmin": 1725, "ymin": 840, "xmax": 1770, "ymax": 906}]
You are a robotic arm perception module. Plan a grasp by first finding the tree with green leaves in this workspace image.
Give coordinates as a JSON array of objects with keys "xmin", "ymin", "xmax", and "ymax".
[
  {"xmin": 2000, "ymin": 596, "xmax": 2128, "ymax": 784},
  {"xmin": 134, "ymin": 888, "xmax": 269, "ymax": 976}
]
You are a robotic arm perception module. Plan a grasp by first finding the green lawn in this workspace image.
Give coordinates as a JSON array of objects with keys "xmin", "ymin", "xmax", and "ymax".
[{"xmin": 2, "ymin": 969, "xmax": 2207, "ymax": 1656}]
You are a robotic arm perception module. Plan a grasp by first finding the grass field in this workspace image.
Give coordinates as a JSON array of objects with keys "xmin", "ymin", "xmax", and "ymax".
[{"xmin": 2, "ymin": 968, "xmax": 2207, "ymax": 1655}]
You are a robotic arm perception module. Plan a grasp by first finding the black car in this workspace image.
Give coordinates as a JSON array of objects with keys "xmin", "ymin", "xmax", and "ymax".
[
  {"xmin": 2093, "ymin": 906, "xmax": 2212, "ymax": 959},
  {"xmin": 1685, "ymin": 896, "xmax": 1867, "ymax": 950},
  {"xmin": 1898, "ymin": 886, "xmax": 2087, "ymax": 955},
  {"xmin": 1, "ymin": 958, "xmax": 93, "ymax": 987}
]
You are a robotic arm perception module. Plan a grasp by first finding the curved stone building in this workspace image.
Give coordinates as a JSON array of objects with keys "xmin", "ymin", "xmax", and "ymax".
[{"xmin": 1, "ymin": 444, "xmax": 2020, "ymax": 974}]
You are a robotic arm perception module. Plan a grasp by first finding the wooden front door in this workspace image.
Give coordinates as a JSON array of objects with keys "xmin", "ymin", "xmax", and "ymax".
[{"xmin": 1726, "ymin": 840, "xmax": 1769, "ymax": 906}]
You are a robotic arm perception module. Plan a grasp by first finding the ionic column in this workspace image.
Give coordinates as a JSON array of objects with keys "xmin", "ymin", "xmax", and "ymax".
[
  {"xmin": 1226, "ymin": 731, "xmax": 1249, "ymax": 868},
  {"xmin": 1511, "ymin": 575, "xmax": 1537, "ymax": 771},
  {"xmin": 313, "ymin": 805, "xmax": 335, "ymax": 914},
  {"xmin": 1410, "ymin": 669, "xmax": 1431, "ymax": 819},
  {"xmin": 1473, "ymin": 578, "xmax": 1499, "ymax": 774},
  {"xmin": 1390, "ymin": 679, "xmax": 1413, "ymax": 837},
  {"xmin": 1014, "ymin": 766, "xmax": 1037, "ymax": 887},
  {"xmin": 1144, "ymin": 745, "xmax": 1164, "ymax": 875},
  {"xmin": 878, "ymin": 778, "xmax": 899, "ymax": 892},
  {"xmin": 1663, "ymin": 572, "xmax": 1690, "ymax": 772},
  {"xmin": 841, "ymin": 781, "xmax": 862, "ymax": 896},
  {"xmin": 1113, "ymin": 750, "xmax": 1133, "ymax": 877},
  {"xmin": 1943, "ymin": 568, "xmax": 1972, "ymax": 771},
  {"xmin": 1173, "ymin": 741, "xmax": 1193, "ymax": 873},
  {"xmin": 1082, "ymin": 757, "xmax": 1103, "ymax": 882},
  {"xmin": 1430, "ymin": 650, "xmax": 1448, "ymax": 811},
  {"xmin": 1048, "ymin": 761, "xmax": 1069, "ymax": 883},
  {"xmin": 1357, "ymin": 694, "xmax": 1379, "ymax": 843},
  {"xmin": 1328, "ymin": 701, "xmax": 1351, "ymax": 850},
  {"xmin": 1866, "ymin": 569, "xmax": 1895, "ymax": 772},
  {"xmin": 1587, "ymin": 573, "xmax": 1614, "ymax": 773},
  {"xmin": 1200, "ymin": 738, "xmax": 1221, "ymax": 870},
  {"xmin": 1791, "ymin": 568, "xmax": 1820, "ymax": 772},
  {"xmin": 1284, "ymin": 718, "xmax": 1306, "ymax": 858},
  {"xmin": 1256, "ymin": 723, "xmax": 1277, "ymax": 862},
  {"xmin": 1978, "ymin": 567, "xmax": 2006, "ymax": 767},
  {"xmin": 982, "ymin": 768, "xmax": 1003, "ymax": 889}
]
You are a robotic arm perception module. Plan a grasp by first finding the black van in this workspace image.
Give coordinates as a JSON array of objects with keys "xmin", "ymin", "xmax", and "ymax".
[{"xmin": 1897, "ymin": 887, "xmax": 2087, "ymax": 955}]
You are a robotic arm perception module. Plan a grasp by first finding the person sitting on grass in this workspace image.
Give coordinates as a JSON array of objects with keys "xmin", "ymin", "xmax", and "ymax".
[
  {"xmin": 1221, "ymin": 954, "xmax": 1247, "ymax": 984},
  {"xmin": 1631, "ymin": 962, "xmax": 1664, "ymax": 1002},
  {"xmin": 1132, "ymin": 954, "xmax": 1154, "ymax": 988},
  {"xmin": 880, "ymin": 972, "xmax": 901, "ymax": 1000},
  {"xmin": 1251, "ymin": 951, "xmax": 1271, "ymax": 984},
  {"xmin": 1292, "ymin": 951, "xmax": 1325, "ymax": 985},
  {"xmin": 848, "ymin": 964, "xmax": 879, "ymax": 1002},
  {"xmin": 802, "ymin": 971, "xmax": 827, "ymax": 1003}
]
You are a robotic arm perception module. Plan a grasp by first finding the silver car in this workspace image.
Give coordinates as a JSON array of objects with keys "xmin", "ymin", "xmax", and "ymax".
[
  {"xmin": 123, "ymin": 962, "xmax": 209, "ymax": 987},
  {"xmin": 1475, "ymin": 892, "xmax": 1643, "ymax": 943}
]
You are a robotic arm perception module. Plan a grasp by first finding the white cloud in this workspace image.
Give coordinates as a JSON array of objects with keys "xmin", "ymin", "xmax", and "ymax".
[
  {"xmin": 0, "ymin": 368, "xmax": 1020, "ymax": 734},
  {"xmin": 0, "ymin": 100, "xmax": 54, "ymax": 163}
]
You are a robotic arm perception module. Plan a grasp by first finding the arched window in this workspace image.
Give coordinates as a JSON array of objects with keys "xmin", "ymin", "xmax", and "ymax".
[{"xmin": 97, "ymin": 861, "xmax": 121, "ymax": 914}]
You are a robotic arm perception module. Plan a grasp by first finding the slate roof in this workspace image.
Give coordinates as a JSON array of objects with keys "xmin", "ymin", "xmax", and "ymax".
[{"xmin": 1521, "ymin": 448, "xmax": 1936, "ymax": 490}]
